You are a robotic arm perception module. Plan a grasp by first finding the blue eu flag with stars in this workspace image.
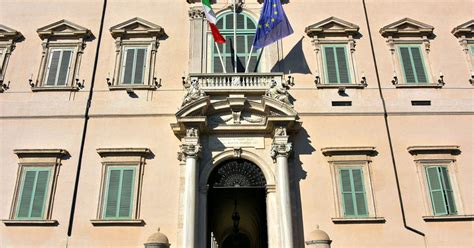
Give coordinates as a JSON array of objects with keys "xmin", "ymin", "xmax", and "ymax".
[{"xmin": 253, "ymin": 0, "xmax": 294, "ymax": 49}]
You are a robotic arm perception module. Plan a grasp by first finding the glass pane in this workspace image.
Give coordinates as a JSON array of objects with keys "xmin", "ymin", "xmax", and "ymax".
[
  {"xmin": 122, "ymin": 49, "xmax": 135, "ymax": 84},
  {"xmin": 46, "ymin": 51, "xmax": 61, "ymax": 85},
  {"xmin": 247, "ymin": 18, "xmax": 256, "ymax": 30},
  {"xmin": 236, "ymin": 14, "xmax": 245, "ymax": 29},
  {"xmin": 427, "ymin": 167, "xmax": 441, "ymax": 190},
  {"xmin": 133, "ymin": 48, "xmax": 146, "ymax": 84},
  {"xmin": 216, "ymin": 18, "xmax": 224, "ymax": 29},
  {"xmin": 225, "ymin": 14, "xmax": 233, "ymax": 30},
  {"xmin": 214, "ymin": 56, "xmax": 223, "ymax": 73},
  {"xmin": 237, "ymin": 36, "xmax": 246, "ymax": 53},
  {"xmin": 56, "ymin": 50, "xmax": 72, "ymax": 86}
]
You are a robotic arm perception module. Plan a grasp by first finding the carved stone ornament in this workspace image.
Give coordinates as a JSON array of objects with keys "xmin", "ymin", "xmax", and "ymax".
[
  {"xmin": 210, "ymin": 160, "xmax": 266, "ymax": 188},
  {"xmin": 270, "ymin": 142, "xmax": 292, "ymax": 162},
  {"xmin": 185, "ymin": 127, "xmax": 199, "ymax": 137},
  {"xmin": 188, "ymin": 6, "xmax": 205, "ymax": 20},
  {"xmin": 265, "ymin": 80, "xmax": 291, "ymax": 105},
  {"xmin": 178, "ymin": 143, "xmax": 202, "ymax": 161},
  {"xmin": 182, "ymin": 79, "xmax": 206, "ymax": 106}
]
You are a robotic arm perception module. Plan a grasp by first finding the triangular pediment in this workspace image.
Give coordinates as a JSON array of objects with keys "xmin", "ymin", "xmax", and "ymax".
[
  {"xmin": 380, "ymin": 18, "xmax": 434, "ymax": 37},
  {"xmin": 0, "ymin": 24, "xmax": 23, "ymax": 41},
  {"xmin": 452, "ymin": 19, "xmax": 474, "ymax": 37},
  {"xmin": 110, "ymin": 17, "xmax": 164, "ymax": 38},
  {"xmin": 305, "ymin": 17, "xmax": 359, "ymax": 37},
  {"xmin": 37, "ymin": 19, "xmax": 91, "ymax": 39}
]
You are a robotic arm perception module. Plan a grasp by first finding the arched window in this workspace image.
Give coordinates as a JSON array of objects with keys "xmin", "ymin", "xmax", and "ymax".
[{"xmin": 212, "ymin": 12, "xmax": 260, "ymax": 73}]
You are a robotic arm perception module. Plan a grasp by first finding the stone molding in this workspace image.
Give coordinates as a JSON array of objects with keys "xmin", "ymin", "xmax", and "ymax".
[
  {"xmin": 0, "ymin": 24, "xmax": 23, "ymax": 87},
  {"xmin": 451, "ymin": 19, "xmax": 474, "ymax": 38},
  {"xmin": 96, "ymin": 147, "xmax": 153, "ymax": 158},
  {"xmin": 379, "ymin": 18, "xmax": 434, "ymax": 38},
  {"xmin": 36, "ymin": 19, "xmax": 92, "ymax": 40},
  {"xmin": 407, "ymin": 145, "xmax": 461, "ymax": 157},
  {"xmin": 188, "ymin": 6, "xmax": 205, "ymax": 20},
  {"xmin": 2, "ymin": 220, "xmax": 59, "ymax": 226},
  {"xmin": 321, "ymin": 146, "xmax": 377, "ymax": 157},
  {"xmin": 110, "ymin": 17, "xmax": 165, "ymax": 39},
  {"xmin": 90, "ymin": 219, "xmax": 145, "ymax": 226},
  {"xmin": 305, "ymin": 16, "xmax": 359, "ymax": 37}
]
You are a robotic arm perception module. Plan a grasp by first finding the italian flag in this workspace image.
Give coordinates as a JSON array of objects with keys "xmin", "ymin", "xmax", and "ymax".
[{"xmin": 202, "ymin": 0, "xmax": 226, "ymax": 44}]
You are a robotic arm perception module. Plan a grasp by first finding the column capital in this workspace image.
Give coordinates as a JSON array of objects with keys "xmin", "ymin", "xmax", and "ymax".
[
  {"xmin": 271, "ymin": 126, "xmax": 292, "ymax": 162},
  {"xmin": 188, "ymin": 6, "xmax": 205, "ymax": 20},
  {"xmin": 177, "ymin": 127, "xmax": 202, "ymax": 161}
]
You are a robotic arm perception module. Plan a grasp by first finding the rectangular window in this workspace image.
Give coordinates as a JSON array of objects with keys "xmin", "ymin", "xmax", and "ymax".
[
  {"xmin": 15, "ymin": 167, "xmax": 51, "ymax": 219},
  {"xmin": 0, "ymin": 48, "xmax": 5, "ymax": 74},
  {"xmin": 322, "ymin": 45, "xmax": 351, "ymax": 84},
  {"xmin": 103, "ymin": 166, "xmax": 136, "ymax": 219},
  {"xmin": 470, "ymin": 45, "xmax": 474, "ymax": 60},
  {"xmin": 121, "ymin": 47, "xmax": 147, "ymax": 84},
  {"xmin": 426, "ymin": 166, "xmax": 457, "ymax": 215},
  {"xmin": 398, "ymin": 45, "xmax": 429, "ymax": 84},
  {"xmin": 44, "ymin": 49, "xmax": 73, "ymax": 86},
  {"xmin": 339, "ymin": 168, "xmax": 368, "ymax": 217}
]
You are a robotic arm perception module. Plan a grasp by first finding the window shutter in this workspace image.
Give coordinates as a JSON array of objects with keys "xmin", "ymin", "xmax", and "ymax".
[
  {"xmin": 118, "ymin": 169, "xmax": 135, "ymax": 218},
  {"xmin": 45, "ymin": 50, "xmax": 61, "ymax": 85},
  {"xmin": 324, "ymin": 47, "xmax": 338, "ymax": 83},
  {"xmin": 399, "ymin": 47, "xmax": 416, "ymax": 83},
  {"xmin": 340, "ymin": 169, "xmax": 355, "ymax": 216},
  {"xmin": 410, "ymin": 47, "xmax": 428, "ymax": 83},
  {"xmin": 122, "ymin": 49, "xmax": 135, "ymax": 84},
  {"xmin": 105, "ymin": 169, "xmax": 121, "ymax": 218},
  {"xmin": 17, "ymin": 170, "xmax": 37, "ymax": 218},
  {"xmin": 336, "ymin": 47, "xmax": 350, "ymax": 83},
  {"xmin": 134, "ymin": 48, "xmax": 146, "ymax": 84},
  {"xmin": 426, "ymin": 167, "xmax": 448, "ymax": 215},
  {"xmin": 439, "ymin": 167, "xmax": 457, "ymax": 214},
  {"xmin": 30, "ymin": 170, "xmax": 50, "ymax": 218},
  {"xmin": 56, "ymin": 50, "xmax": 72, "ymax": 86},
  {"xmin": 352, "ymin": 169, "xmax": 368, "ymax": 216}
]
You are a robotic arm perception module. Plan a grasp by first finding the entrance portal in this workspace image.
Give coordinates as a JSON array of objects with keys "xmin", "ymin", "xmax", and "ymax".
[{"xmin": 207, "ymin": 159, "xmax": 268, "ymax": 248}]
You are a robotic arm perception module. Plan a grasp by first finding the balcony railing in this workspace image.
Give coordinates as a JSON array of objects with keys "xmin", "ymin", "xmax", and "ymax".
[{"xmin": 188, "ymin": 72, "xmax": 284, "ymax": 93}]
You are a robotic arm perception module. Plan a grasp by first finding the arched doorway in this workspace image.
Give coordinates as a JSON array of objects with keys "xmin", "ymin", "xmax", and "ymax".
[{"xmin": 207, "ymin": 159, "xmax": 268, "ymax": 248}]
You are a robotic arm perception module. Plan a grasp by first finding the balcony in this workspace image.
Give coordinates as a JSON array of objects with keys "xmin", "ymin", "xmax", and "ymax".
[{"xmin": 187, "ymin": 72, "xmax": 284, "ymax": 94}]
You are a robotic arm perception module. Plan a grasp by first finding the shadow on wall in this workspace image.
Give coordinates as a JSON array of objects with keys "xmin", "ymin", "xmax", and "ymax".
[
  {"xmin": 290, "ymin": 127, "xmax": 316, "ymax": 247},
  {"xmin": 271, "ymin": 36, "xmax": 312, "ymax": 75}
]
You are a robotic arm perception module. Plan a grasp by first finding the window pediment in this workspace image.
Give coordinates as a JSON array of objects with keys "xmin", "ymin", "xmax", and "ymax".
[
  {"xmin": 110, "ymin": 17, "xmax": 164, "ymax": 39},
  {"xmin": 380, "ymin": 18, "xmax": 434, "ymax": 38},
  {"xmin": 0, "ymin": 24, "xmax": 23, "ymax": 42},
  {"xmin": 305, "ymin": 17, "xmax": 359, "ymax": 38},
  {"xmin": 36, "ymin": 19, "xmax": 91, "ymax": 40},
  {"xmin": 452, "ymin": 19, "xmax": 474, "ymax": 38}
]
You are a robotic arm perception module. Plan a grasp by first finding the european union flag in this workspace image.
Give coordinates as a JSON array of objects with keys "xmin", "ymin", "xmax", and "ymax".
[{"xmin": 253, "ymin": 0, "xmax": 294, "ymax": 49}]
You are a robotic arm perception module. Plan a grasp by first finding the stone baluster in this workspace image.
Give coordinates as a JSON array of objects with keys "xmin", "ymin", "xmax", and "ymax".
[
  {"xmin": 178, "ymin": 128, "xmax": 202, "ymax": 248},
  {"xmin": 271, "ymin": 127, "xmax": 294, "ymax": 248}
]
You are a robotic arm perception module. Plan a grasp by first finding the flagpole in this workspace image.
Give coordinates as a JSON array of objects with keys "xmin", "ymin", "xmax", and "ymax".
[
  {"xmin": 244, "ymin": 45, "xmax": 254, "ymax": 73},
  {"xmin": 233, "ymin": 0, "xmax": 237, "ymax": 73},
  {"xmin": 214, "ymin": 42, "xmax": 227, "ymax": 73}
]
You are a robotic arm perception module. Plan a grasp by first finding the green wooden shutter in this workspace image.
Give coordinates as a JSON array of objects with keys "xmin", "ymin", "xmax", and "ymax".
[
  {"xmin": 410, "ymin": 47, "xmax": 428, "ymax": 83},
  {"xmin": 399, "ymin": 47, "xmax": 416, "ymax": 83},
  {"xmin": 16, "ymin": 168, "xmax": 51, "ymax": 219},
  {"xmin": 104, "ymin": 167, "xmax": 135, "ymax": 219},
  {"xmin": 56, "ymin": 50, "xmax": 72, "ymax": 86},
  {"xmin": 45, "ymin": 50, "xmax": 62, "ymax": 85},
  {"xmin": 324, "ymin": 47, "xmax": 338, "ymax": 83},
  {"xmin": 122, "ymin": 48, "xmax": 135, "ymax": 84},
  {"xmin": 426, "ymin": 166, "xmax": 449, "ymax": 215},
  {"xmin": 399, "ymin": 46, "xmax": 428, "ymax": 84},
  {"xmin": 339, "ymin": 168, "xmax": 368, "ymax": 217},
  {"xmin": 134, "ymin": 48, "xmax": 146, "ymax": 84},
  {"xmin": 440, "ymin": 167, "xmax": 457, "ymax": 214},
  {"xmin": 122, "ymin": 48, "xmax": 147, "ymax": 85},
  {"xmin": 336, "ymin": 47, "xmax": 350, "ymax": 83}
]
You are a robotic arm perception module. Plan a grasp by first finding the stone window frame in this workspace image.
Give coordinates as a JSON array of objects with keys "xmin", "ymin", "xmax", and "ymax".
[
  {"xmin": 0, "ymin": 24, "xmax": 23, "ymax": 92},
  {"xmin": 321, "ymin": 147, "xmax": 385, "ymax": 224},
  {"xmin": 407, "ymin": 146, "xmax": 473, "ymax": 222},
  {"xmin": 451, "ymin": 19, "xmax": 474, "ymax": 85},
  {"xmin": 3, "ymin": 149, "xmax": 69, "ymax": 226},
  {"xmin": 91, "ymin": 148, "xmax": 152, "ymax": 226},
  {"xmin": 380, "ymin": 18, "xmax": 442, "ymax": 88},
  {"xmin": 31, "ymin": 20, "xmax": 92, "ymax": 92},
  {"xmin": 305, "ymin": 17, "xmax": 367, "ymax": 89},
  {"xmin": 108, "ymin": 17, "xmax": 165, "ymax": 91}
]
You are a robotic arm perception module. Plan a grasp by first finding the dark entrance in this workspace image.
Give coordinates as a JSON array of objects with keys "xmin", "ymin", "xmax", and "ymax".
[{"xmin": 207, "ymin": 159, "xmax": 268, "ymax": 248}]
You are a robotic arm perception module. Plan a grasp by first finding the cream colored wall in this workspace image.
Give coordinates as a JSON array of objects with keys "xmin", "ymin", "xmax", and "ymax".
[{"xmin": 1, "ymin": 0, "xmax": 473, "ymax": 248}]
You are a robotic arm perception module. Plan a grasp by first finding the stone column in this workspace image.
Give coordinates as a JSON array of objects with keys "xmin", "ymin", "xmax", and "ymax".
[
  {"xmin": 266, "ymin": 185, "xmax": 280, "ymax": 247},
  {"xmin": 178, "ymin": 128, "xmax": 201, "ymax": 248},
  {"xmin": 271, "ymin": 127, "xmax": 294, "ymax": 248},
  {"xmin": 188, "ymin": 7, "xmax": 206, "ymax": 73}
]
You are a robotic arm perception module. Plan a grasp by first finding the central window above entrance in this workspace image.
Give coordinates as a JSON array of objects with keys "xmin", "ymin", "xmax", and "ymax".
[{"xmin": 211, "ymin": 12, "xmax": 261, "ymax": 73}]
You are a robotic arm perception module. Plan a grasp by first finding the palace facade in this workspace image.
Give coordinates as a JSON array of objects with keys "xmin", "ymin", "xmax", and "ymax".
[{"xmin": 0, "ymin": 0, "xmax": 473, "ymax": 247}]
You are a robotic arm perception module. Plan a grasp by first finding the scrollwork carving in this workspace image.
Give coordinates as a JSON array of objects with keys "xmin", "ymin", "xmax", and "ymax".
[
  {"xmin": 270, "ymin": 142, "xmax": 292, "ymax": 162},
  {"xmin": 177, "ymin": 143, "xmax": 202, "ymax": 161},
  {"xmin": 210, "ymin": 160, "xmax": 266, "ymax": 187}
]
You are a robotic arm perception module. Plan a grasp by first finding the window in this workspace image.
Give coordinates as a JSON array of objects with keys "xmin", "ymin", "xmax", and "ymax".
[
  {"xmin": 109, "ymin": 18, "xmax": 165, "ymax": 90},
  {"xmin": 425, "ymin": 166, "xmax": 457, "ymax": 215},
  {"xmin": 212, "ymin": 12, "xmax": 260, "ymax": 73},
  {"xmin": 305, "ymin": 17, "xmax": 365, "ymax": 88},
  {"xmin": 452, "ymin": 20, "xmax": 474, "ymax": 84},
  {"xmin": 0, "ymin": 24, "xmax": 22, "ymax": 88},
  {"xmin": 102, "ymin": 166, "xmax": 136, "ymax": 219},
  {"xmin": 44, "ymin": 49, "xmax": 74, "ymax": 86},
  {"xmin": 339, "ymin": 167, "xmax": 368, "ymax": 217},
  {"xmin": 92, "ymin": 148, "xmax": 152, "ymax": 225},
  {"xmin": 321, "ymin": 147, "xmax": 385, "ymax": 223},
  {"xmin": 32, "ymin": 20, "xmax": 91, "ymax": 91},
  {"xmin": 322, "ymin": 45, "xmax": 351, "ymax": 84},
  {"xmin": 120, "ymin": 47, "xmax": 147, "ymax": 85},
  {"xmin": 398, "ymin": 45, "xmax": 429, "ymax": 84},
  {"xmin": 3, "ymin": 149, "xmax": 69, "ymax": 226}
]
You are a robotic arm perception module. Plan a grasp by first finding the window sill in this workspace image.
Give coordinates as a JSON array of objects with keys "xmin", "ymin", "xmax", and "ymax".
[
  {"xmin": 31, "ymin": 86, "xmax": 80, "ymax": 92},
  {"xmin": 422, "ymin": 215, "xmax": 474, "ymax": 222},
  {"xmin": 332, "ymin": 217, "xmax": 386, "ymax": 224},
  {"xmin": 3, "ymin": 219, "xmax": 59, "ymax": 226},
  {"xmin": 90, "ymin": 219, "xmax": 145, "ymax": 226},
  {"xmin": 394, "ymin": 83, "xmax": 443, "ymax": 88},
  {"xmin": 315, "ymin": 83, "xmax": 367, "ymax": 89},
  {"xmin": 108, "ymin": 85, "xmax": 157, "ymax": 91}
]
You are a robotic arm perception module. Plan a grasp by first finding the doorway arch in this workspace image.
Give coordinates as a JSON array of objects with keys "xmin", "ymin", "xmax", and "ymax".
[{"xmin": 207, "ymin": 159, "xmax": 268, "ymax": 248}]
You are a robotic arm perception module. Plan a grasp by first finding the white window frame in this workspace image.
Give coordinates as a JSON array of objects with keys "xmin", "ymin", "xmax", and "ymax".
[
  {"xmin": 43, "ymin": 48, "xmax": 75, "ymax": 87},
  {"xmin": 91, "ymin": 148, "xmax": 152, "ymax": 226},
  {"xmin": 319, "ymin": 43, "xmax": 355, "ymax": 85},
  {"xmin": 3, "ymin": 149, "xmax": 69, "ymax": 226},
  {"xmin": 118, "ymin": 45, "xmax": 151, "ymax": 85}
]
